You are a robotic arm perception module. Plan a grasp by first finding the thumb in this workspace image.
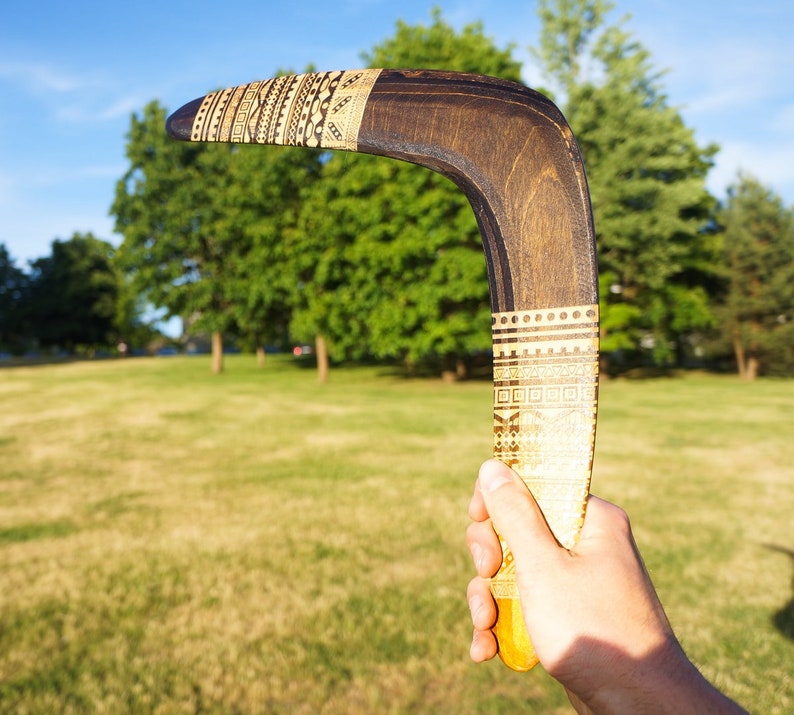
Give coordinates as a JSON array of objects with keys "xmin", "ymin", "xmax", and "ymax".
[{"xmin": 477, "ymin": 459, "xmax": 558, "ymax": 563}]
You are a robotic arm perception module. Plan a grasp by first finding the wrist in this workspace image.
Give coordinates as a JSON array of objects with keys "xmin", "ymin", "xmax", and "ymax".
[{"xmin": 577, "ymin": 638, "xmax": 747, "ymax": 715}]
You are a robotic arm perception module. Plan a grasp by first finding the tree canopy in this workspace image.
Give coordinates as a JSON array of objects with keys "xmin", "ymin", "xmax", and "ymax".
[
  {"xmin": 12, "ymin": 5, "xmax": 793, "ymax": 379},
  {"xmin": 112, "ymin": 101, "xmax": 237, "ymax": 372},
  {"xmin": 532, "ymin": 0, "xmax": 720, "ymax": 366},
  {"xmin": 26, "ymin": 233, "xmax": 119, "ymax": 353},
  {"xmin": 288, "ymin": 10, "xmax": 523, "ymax": 377},
  {"xmin": 111, "ymin": 100, "xmax": 322, "ymax": 372},
  {"xmin": 0, "ymin": 244, "xmax": 30, "ymax": 354},
  {"xmin": 716, "ymin": 174, "xmax": 794, "ymax": 378}
]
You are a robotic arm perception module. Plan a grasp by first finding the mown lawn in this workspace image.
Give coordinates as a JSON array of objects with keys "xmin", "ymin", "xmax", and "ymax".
[{"xmin": 0, "ymin": 356, "xmax": 791, "ymax": 714}]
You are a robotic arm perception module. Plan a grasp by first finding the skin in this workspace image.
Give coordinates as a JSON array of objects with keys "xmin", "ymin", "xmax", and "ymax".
[{"xmin": 466, "ymin": 459, "xmax": 749, "ymax": 715}]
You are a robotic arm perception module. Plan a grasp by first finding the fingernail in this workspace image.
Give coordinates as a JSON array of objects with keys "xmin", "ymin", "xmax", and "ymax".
[{"xmin": 479, "ymin": 461, "xmax": 513, "ymax": 493}]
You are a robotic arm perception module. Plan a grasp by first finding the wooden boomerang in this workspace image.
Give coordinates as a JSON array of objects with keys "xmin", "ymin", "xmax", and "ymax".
[{"xmin": 166, "ymin": 69, "xmax": 599, "ymax": 672}]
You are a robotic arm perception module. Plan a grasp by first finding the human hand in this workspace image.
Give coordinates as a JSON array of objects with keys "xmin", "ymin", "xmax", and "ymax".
[{"xmin": 466, "ymin": 459, "xmax": 747, "ymax": 714}]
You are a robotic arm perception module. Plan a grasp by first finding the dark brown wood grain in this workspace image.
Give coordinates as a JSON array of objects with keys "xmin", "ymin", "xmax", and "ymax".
[{"xmin": 357, "ymin": 70, "xmax": 597, "ymax": 314}]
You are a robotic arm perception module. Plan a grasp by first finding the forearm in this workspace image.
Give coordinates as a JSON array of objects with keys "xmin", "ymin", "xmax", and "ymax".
[{"xmin": 571, "ymin": 639, "xmax": 748, "ymax": 715}]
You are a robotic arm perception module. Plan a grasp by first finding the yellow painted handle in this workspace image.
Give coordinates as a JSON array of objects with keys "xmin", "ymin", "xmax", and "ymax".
[{"xmin": 492, "ymin": 547, "xmax": 538, "ymax": 671}]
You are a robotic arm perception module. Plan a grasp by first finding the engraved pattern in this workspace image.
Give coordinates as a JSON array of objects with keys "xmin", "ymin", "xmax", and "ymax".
[
  {"xmin": 190, "ymin": 70, "xmax": 382, "ymax": 151},
  {"xmin": 490, "ymin": 304, "xmax": 599, "ymax": 599}
]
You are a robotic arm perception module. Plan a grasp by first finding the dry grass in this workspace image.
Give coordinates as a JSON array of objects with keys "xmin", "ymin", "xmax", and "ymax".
[{"xmin": 0, "ymin": 357, "xmax": 792, "ymax": 713}]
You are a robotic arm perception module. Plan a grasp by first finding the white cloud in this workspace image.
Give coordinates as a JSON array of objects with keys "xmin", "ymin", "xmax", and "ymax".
[
  {"xmin": 771, "ymin": 102, "xmax": 794, "ymax": 135},
  {"xmin": 97, "ymin": 95, "xmax": 150, "ymax": 121},
  {"xmin": 0, "ymin": 59, "xmax": 96, "ymax": 94},
  {"xmin": 709, "ymin": 138, "xmax": 794, "ymax": 201},
  {"xmin": 54, "ymin": 92, "xmax": 151, "ymax": 124},
  {"xmin": 656, "ymin": 37, "xmax": 783, "ymax": 112},
  {"xmin": 625, "ymin": 10, "xmax": 794, "ymax": 204},
  {"xmin": 684, "ymin": 84, "xmax": 763, "ymax": 117},
  {"xmin": 0, "ymin": 56, "xmax": 154, "ymax": 127}
]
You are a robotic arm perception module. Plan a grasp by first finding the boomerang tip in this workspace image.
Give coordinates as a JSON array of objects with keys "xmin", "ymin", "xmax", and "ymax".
[{"xmin": 166, "ymin": 97, "xmax": 203, "ymax": 141}]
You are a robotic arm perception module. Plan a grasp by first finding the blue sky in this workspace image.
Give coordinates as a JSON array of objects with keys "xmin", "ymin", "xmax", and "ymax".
[{"xmin": 2, "ymin": 0, "xmax": 793, "ymax": 267}]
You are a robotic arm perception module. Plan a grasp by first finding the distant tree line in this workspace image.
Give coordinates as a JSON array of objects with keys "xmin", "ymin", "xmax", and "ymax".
[
  {"xmin": 2, "ymin": 2, "xmax": 793, "ymax": 379},
  {"xmin": 0, "ymin": 233, "xmax": 159, "ymax": 357}
]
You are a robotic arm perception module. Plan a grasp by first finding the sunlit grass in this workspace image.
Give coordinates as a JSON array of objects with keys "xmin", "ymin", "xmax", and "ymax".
[{"xmin": 0, "ymin": 357, "xmax": 792, "ymax": 713}]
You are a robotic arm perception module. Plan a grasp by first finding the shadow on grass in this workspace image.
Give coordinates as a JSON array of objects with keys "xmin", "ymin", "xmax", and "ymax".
[
  {"xmin": 0, "ymin": 355, "xmax": 82, "ymax": 370},
  {"xmin": 764, "ymin": 544, "xmax": 794, "ymax": 641}
]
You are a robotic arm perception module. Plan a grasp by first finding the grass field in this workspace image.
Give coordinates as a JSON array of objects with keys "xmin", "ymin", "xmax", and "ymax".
[{"xmin": 0, "ymin": 356, "xmax": 792, "ymax": 714}]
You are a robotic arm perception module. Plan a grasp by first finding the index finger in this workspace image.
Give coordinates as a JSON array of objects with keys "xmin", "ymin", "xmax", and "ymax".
[{"xmin": 468, "ymin": 477, "xmax": 489, "ymax": 522}]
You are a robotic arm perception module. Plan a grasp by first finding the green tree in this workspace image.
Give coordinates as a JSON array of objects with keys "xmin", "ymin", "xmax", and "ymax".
[
  {"xmin": 716, "ymin": 174, "xmax": 794, "ymax": 378},
  {"xmin": 223, "ymin": 143, "xmax": 322, "ymax": 366},
  {"xmin": 532, "ymin": 0, "xmax": 719, "ymax": 367},
  {"xmin": 112, "ymin": 101, "xmax": 238, "ymax": 373},
  {"xmin": 113, "ymin": 99, "xmax": 321, "ymax": 372},
  {"xmin": 26, "ymin": 233, "xmax": 119, "ymax": 354},
  {"xmin": 293, "ymin": 153, "xmax": 492, "ymax": 377},
  {"xmin": 113, "ymin": 274, "xmax": 163, "ymax": 354},
  {"xmin": 0, "ymin": 243, "xmax": 30, "ymax": 354},
  {"xmin": 292, "ymin": 9, "xmax": 522, "ymax": 379},
  {"xmin": 363, "ymin": 7, "xmax": 521, "ymax": 77}
]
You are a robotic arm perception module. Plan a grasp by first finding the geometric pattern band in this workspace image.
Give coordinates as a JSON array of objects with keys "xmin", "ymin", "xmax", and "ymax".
[
  {"xmin": 490, "ymin": 304, "xmax": 599, "ymax": 598},
  {"xmin": 189, "ymin": 69, "xmax": 382, "ymax": 151}
]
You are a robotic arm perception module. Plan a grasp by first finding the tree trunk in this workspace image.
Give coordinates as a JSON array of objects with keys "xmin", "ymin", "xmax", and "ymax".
[
  {"xmin": 211, "ymin": 330, "xmax": 224, "ymax": 375},
  {"xmin": 746, "ymin": 356, "xmax": 759, "ymax": 381},
  {"xmin": 732, "ymin": 330, "xmax": 746, "ymax": 378},
  {"xmin": 747, "ymin": 316, "xmax": 761, "ymax": 381},
  {"xmin": 256, "ymin": 344, "xmax": 266, "ymax": 367},
  {"xmin": 441, "ymin": 353, "xmax": 467, "ymax": 382},
  {"xmin": 315, "ymin": 334, "xmax": 329, "ymax": 384},
  {"xmin": 457, "ymin": 356, "xmax": 468, "ymax": 380}
]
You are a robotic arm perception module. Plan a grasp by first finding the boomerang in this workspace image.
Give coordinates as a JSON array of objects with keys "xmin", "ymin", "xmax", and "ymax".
[{"xmin": 167, "ymin": 69, "xmax": 599, "ymax": 671}]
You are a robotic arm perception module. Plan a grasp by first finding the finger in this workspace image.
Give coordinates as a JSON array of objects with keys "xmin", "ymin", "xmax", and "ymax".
[
  {"xmin": 467, "ymin": 576, "xmax": 497, "ymax": 630},
  {"xmin": 577, "ymin": 494, "xmax": 633, "ymax": 546},
  {"xmin": 476, "ymin": 459, "xmax": 559, "ymax": 565},
  {"xmin": 577, "ymin": 494, "xmax": 659, "ymax": 594},
  {"xmin": 470, "ymin": 626, "xmax": 498, "ymax": 663},
  {"xmin": 468, "ymin": 477, "xmax": 488, "ymax": 522},
  {"xmin": 466, "ymin": 520, "xmax": 504, "ymax": 577}
]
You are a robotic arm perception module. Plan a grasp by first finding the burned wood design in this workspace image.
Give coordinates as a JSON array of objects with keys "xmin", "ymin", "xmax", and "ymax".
[
  {"xmin": 492, "ymin": 304, "xmax": 599, "ymax": 549},
  {"xmin": 188, "ymin": 69, "xmax": 381, "ymax": 150},
  {"xmin": 491, "ymin": 304, "xmax": 598, "ymax": 666},
  {"xmin": 167, "ymin": 69, "xmax": 600, "ymax": 672}
]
